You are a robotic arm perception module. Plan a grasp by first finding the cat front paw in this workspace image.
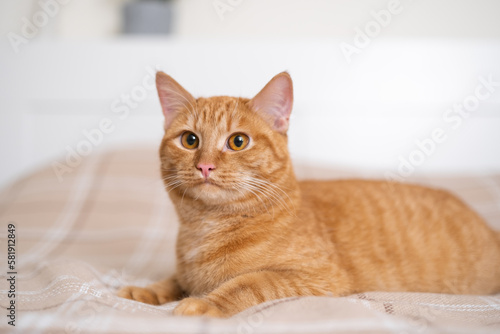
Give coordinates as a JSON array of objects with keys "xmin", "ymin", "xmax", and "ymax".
[
  {"xmin": 117, "ymin": 286, "xmax": 160, "ymax": 305},
  {"xmin": 173, "ymin": 297, "xmax": 225, "ymax": 317}
]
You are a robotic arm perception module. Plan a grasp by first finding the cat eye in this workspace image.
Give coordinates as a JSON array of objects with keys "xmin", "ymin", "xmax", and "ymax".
[
  {"xmin": 228, "ymin": 133, "xmax": 250, "ymax": 151},
  {"xmin": 181, "ymin": 131, "xmax": 199, "ymax": 149}
]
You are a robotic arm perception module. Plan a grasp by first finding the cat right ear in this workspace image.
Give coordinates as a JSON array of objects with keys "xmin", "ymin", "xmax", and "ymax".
[{"xmin": 156, "ymin": 72, "xmax": 196, "ymax": 129}]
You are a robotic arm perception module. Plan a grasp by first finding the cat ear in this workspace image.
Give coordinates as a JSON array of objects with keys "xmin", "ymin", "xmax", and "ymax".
[
  {"xmin": 156, "ymin": 72, "xmax": 196, "ymax": 129},
  {"xmin": 248, "ymin": 72, "xmax": 293, "ymax": 133}
]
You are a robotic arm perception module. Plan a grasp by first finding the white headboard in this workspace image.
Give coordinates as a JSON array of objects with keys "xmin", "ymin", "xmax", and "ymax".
[{"xmin": 1, "ymin": 38, "xmax": 499, "ymax": 188}]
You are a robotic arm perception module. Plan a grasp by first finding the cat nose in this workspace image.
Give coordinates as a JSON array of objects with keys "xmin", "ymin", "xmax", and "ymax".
[{"xmin": 197, "ymin": 163, "xmax": 215, "ymax": 179}]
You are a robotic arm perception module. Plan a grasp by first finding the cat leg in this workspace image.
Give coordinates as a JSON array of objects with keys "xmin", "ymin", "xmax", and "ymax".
[
  {"xmin": 118, "ymin": 276, "xmax": 183, "ymax": 305},
  {"xmin": 174, "ymin": 270, "xmax": 334, "ymax": 317}
]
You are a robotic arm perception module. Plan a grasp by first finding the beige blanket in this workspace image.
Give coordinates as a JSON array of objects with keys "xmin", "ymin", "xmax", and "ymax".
[{"xmin": 1, "ymin": 147, "xmax": 499, "ymax": 333}]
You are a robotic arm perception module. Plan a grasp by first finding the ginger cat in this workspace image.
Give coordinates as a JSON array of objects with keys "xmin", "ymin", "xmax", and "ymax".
[{"xmin": 118, "ymin": 71, "xmax": 500, "ymax": 317}]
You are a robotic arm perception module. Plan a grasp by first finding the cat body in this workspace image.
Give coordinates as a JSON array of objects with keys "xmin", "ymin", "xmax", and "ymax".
[
  {"xmin": 172, "ymin": 179, "xmax": 500, "ymax": 301},
  {"xmin": 118, "ymin": 72, "xmax": 500, "ymax": 317}
]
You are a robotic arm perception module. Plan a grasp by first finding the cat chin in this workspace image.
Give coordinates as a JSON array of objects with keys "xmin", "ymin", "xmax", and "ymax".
[{"xmin": 189, "ymin": 184, "xmax": 244, "ymax": 205}]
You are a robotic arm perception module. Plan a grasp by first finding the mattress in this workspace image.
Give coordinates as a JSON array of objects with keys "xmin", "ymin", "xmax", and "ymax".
[{"xmin": 1, "ymin": 147, "xmax": 499, "ymax": 334}]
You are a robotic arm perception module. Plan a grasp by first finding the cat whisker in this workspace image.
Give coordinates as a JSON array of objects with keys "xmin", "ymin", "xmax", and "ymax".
[
  {"xmin": 163, "ymin": 178, "xmax": 183, "ymax": 194},
  {"xmin": 248, "ymin": 172, "xmax": 295, "ymax": 192},
  {"xmin": 193, "ymin": 192, "xmax": 201, "ymax": 201},
  {"xmin": 180, "ymin": 187, "xmax": 188, "ymax": 207},
  {"xmin": 243, "ymin": 177, "xmax": 295, "ymax": 216},
  {"xmin": 253, "ymin": 187, "xmax": 285, "ymax": 218},
  {"xmin": 239, "ymin": 180, "xmax": 274, "ymax": 218},
  {"xmin": 167, "ymin": 184, "xmax": 183, "ymax": 194},
  {"xmin": 161, "ymin": 172, "xmax": 194, "ymax": 184},
  {"xmin": 163, "ymin": 175, "xmax": 182, "ymax": 183},
  {"xmin": 254, "ymin": 184, "xmax": 293, "ymax": 217},
  {"xmin": 160, "ymin": 168, "xmax": 178, "ymax": 172},
  {"xmin": 231, "ymin": 184, "xmax": 257, "ymax": 215},
  {"xmin": 248, "ymin": 175, "xmax": 296, "ymax": 212},
  {"xmin": 247, "ymin": 179, "xmax": 287, "ymax": 205},
  {"xmin": 163, "ymin": 180, "xmax": 182, "ymax": 188},
  {"xmin": 248, "ymin": 174, "xmax": 295, "ymax": 199},
  {"xmin": 162, "ymin": 174, "xmax": 179, "ymax": 180}
]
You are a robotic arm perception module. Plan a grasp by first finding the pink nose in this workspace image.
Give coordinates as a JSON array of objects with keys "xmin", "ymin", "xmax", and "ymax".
[{"xmin": 197, "ymin": 163, "xmax": 215, "ymax": 179}]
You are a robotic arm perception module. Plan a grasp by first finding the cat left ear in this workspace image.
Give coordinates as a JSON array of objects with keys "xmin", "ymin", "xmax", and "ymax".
[
  {"xmin": 156, "ymin": 72, "xmax": 196, "ymax": 129},
  {"xmin": 248, "ymin": 72, "xmax": 293, "ymax": 133}
]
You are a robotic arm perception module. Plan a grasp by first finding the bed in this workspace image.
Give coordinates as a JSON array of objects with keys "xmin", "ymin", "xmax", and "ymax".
[{"xmin": 1, "ymin": 146, "xmax": 499, "ymax": 333}]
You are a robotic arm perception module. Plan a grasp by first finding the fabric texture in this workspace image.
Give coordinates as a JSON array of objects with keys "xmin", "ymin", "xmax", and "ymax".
[{"xmin": 1, "ymin": 147, "xmax": 499, "ymax": 333}]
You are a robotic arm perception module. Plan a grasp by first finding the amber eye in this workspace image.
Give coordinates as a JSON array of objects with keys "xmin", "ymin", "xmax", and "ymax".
[
  {"xmin": 228, "ymin": 133, "xmax": 249, "ymax": 151},
  {"xmin": 181, "ymin": 132, "xmax": 199, "ymax": 149}
]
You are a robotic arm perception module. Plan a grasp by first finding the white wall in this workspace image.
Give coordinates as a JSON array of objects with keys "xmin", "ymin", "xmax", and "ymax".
[
  {"xmin": 1, "ymin": 38, "xmax": 499, "ymax": 189},
  {"xmin": 2, "ymin": 0, "xmax": 500, "ymax": 39},
  {"xmin": 0, "ymin": 0, "xmax": 125, "ymax": 39},
  {"xmin": 1, "ymin": 1, "xmax": 500, "ymax": 189},
  {"xmin": 175, "ymin": 0, "xmax": 500, "ymax": 39}
]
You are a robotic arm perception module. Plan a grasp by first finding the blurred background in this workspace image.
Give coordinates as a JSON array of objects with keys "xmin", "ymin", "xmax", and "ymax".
[{"xmin": 1, "ymin": 0, "xmax": 500, "ymax": 189}]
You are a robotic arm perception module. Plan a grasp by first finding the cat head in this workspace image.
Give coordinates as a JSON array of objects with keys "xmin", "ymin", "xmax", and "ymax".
[{"xmin": 157, "ymin": 72, "xmax": 296, "ymax": 208}]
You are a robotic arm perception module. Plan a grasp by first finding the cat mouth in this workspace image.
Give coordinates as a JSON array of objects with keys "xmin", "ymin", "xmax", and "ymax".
[{"xmin": 199, "ymin": 179, "xmax": 220, "ymax": 188}]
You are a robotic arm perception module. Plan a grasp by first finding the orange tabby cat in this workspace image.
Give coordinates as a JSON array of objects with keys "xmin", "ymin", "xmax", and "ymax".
[{"xmin": 118, "ymin": 71, "xmax": 500, "ymax": 317}]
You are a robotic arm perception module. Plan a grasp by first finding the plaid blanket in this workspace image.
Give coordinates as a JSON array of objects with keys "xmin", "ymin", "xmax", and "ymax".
[{"xmin": 1, "ymin": 147, "xmax": 499, "ymax": 333}]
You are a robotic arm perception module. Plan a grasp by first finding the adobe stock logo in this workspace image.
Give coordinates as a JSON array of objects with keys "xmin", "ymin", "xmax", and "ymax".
[
  {"xmin": 212, "ymin": 0, "xmax": 244, "ymax": 21},
  {"xmin": 6, "ymin": 0, "xmax": 72, "ymax": 54},
  {"xmin": 385, "ymin": 75, "xmax": 499, "ymax": 183},
  {"xmin": 339, "ymin": 0, "xmax": 405, "ymax": 64},
  {"xmin": 51, "ymin": 65, "xmax": 159, "ymax": 182}
]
